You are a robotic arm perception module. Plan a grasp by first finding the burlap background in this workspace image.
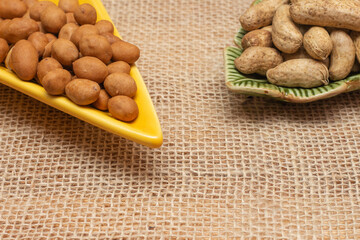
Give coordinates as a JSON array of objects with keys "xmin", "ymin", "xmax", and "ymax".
[{"xmin": 1, "ymin": 0, "xmax": 360, "ymax": 239}]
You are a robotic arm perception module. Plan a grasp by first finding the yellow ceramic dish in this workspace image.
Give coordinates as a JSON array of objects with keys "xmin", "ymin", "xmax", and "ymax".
[{"xmin": 0, "ymin": 0, "xmax": 163, "ymax": 148}]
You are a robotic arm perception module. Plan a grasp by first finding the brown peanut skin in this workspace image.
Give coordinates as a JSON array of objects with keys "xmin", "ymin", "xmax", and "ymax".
[
  {"xmin": 0, "ymin": 0, "xmax": 27, "ymax": 19},
  {"xmin": 73, "ymin": 56, "xmax": 108, "ymax": 83},
  {"xmin": 59, "ymin": 23, "xmax": 79, "ymax": 41},
  {"xmin": 272, "ymin": 5, "xmax": 302, "ymax": 54},
  {"xmin": 267, "ymin": 59, "xmax": 329, "ymax": 88},
  {"xmin": 36, "ymin": 21, "xmax": 46, "ymax": 33},
  {"xmin": 95, "ymin": 20, "xmax": 114, "ymax": 34},
  {"xmin": 45, "ymin": 33, "xmax": 57, "ymax": 42},
  {"xmin": 9, "ymin": 40, "xmax": 38, "ymax": 81},
  {"xmin": 290, "ymin": 0, "xmax": 360, "ymax": 32},
  {"xmin": 58, "ymin": 0, "xmax": 79, "ymax": 13},
  {"xmin": 0, "ymin": 19, "xmax": 10, "ymax": 37},
  {"xmin": 303, "ymin": 27, "xmax": 333, "ymax": 61},
  {"xmin": 104, "ymin": 73, "xmax": 137, "ymax": 98},
  {"xmin": 70, "ymin": 24, "xmax": 99, "ymax": 48},
  {"xmin": 42, "ymin": 39, "xmax": 55, "ymax": 58},
  {"xmin": 93, "ymin": 89, "xmax": 110, "ymax": 111},
  {"xmin": 329, "ymin": 30, "xmax": 355, "ymax": 81},
  {"xmin": 0, "ymin": 38, "xmax": 9, "ymax": 63},
  {"xmin": 0, "ymin": 18, "xmax": 39, "ymax": 44},
  {"xmin": 51, "ymin": 39, "xmax": 79, "ymax": 66},
  {"xmin": 74, "ymin": 4, "xmax": 97, "ymax": 25},
  {"xmin": 23, "ymin": 10, "xmax": 31, "ymax": 19},
  {"xmin": 42, "ymin": 69, "xmax": 72, "ymax": 95},
  {"xmin": 108, "ymin": 96, "xmax": 139, "ymax": 122},
  {"xmin": 239, "ymin": 0, "xmax": 289, "ymax": 31},
  {"xmin": 241, "ymin": 29, "xmax": 272, "ymax": 49},
  {"xmin": 22, "ymin": 0, "xmax": 38, "ymax": 8},
  {"xmin": 37, "ymin": 57, "xmax": 62, "ymax": 84},
  {"xmin": 101, "ymin": 32, "xmax": 121, "ymax": 45},
  {"xmin": 111, "ymin": 41, "xmax": 140, "ymax": 64},
  {"xmin": 108, "ymin": 61, "xmax": 131, "ymax": 74},
  {"xmin": 65, "ymin": 79, "xmax": 101, "ymax": 105},
  {"xmin": 234, "ymin": 46, "xmax": 283, "ymax": 76},
  {"xmin": 40, "ymin": 5, "xmax": 66, "ymax": 34},
  {"xmin": 28, "ymin": 32, "xmax": 48, "ymax": 57},
  {"xmin": 29, "ymin": 1, "xmax": 56, "ymax": 21},
  {"xmin": 79, "ymin": 34, "xmax": 112, "ymax": 64},
  {"xmin": 66, "ymin": 12, "xmax": 78, "ymax": 25}
]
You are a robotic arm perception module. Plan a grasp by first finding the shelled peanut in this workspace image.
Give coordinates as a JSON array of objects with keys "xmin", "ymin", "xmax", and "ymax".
[
  {"xmin": 0, "ymin": 0, "xmax": 140, "ymax": 122},
  {"xmin": 235, "ymin": 0, "xmax": 360, "ymax": 89}
]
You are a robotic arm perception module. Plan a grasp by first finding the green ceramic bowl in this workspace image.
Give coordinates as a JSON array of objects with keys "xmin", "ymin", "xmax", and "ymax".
[{"xmin": 225, "ymin": 27, "xmax": 360, "ymax": 103}]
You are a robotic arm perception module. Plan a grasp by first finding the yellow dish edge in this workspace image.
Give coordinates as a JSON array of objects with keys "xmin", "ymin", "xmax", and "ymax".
[{"xmin": 0, "ymin": 0, "xmax": 163, "ymax": 148}]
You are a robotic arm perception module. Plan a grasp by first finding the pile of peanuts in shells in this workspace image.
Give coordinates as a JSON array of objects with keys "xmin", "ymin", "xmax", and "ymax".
[
  {"xmin": 0, "ymin": 0, "xmax": 140, "ymax": 122},
  {"xmin": 236, "ymin": 0, "xmax": 360, "ymax": 89}
]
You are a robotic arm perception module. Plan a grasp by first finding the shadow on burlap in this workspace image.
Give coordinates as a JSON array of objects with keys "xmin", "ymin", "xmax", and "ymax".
[{"xmin": 0, "ymin": 0, "xmax": 359, "ymax": 238}]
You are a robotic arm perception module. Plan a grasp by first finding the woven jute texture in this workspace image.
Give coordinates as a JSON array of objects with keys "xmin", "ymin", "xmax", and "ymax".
[{"xmin": 1, "ymin": 0, "xmax": 360, "ymax": 239}]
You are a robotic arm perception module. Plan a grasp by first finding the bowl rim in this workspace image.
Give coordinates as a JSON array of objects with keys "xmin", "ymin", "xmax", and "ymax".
[{"xmin": 225, "ymin": 28, "xmax": 360, "ymax": 103}]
